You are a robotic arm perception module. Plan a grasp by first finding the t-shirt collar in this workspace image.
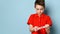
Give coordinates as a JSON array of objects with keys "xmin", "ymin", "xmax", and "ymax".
[{"xmin": 35, "ymin": 13, "xmax": 44, "ymax": 17}]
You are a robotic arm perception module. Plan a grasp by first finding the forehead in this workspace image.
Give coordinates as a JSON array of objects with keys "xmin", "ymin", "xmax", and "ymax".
[{"xmin": 35, "ymin": 4, "xmax": 44, "ymax": 9}]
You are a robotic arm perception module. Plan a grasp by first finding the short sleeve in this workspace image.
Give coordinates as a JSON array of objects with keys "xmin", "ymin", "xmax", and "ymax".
[
  {"xmin": 27, "ymin": 14, "xmax": 33, "ymax": 25},
  {"xmin": 46, "ymin": 16, "xmax": 52, "ymax": 26}
]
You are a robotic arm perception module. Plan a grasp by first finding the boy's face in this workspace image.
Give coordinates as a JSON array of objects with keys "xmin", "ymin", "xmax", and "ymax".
[{"xmin": 35, "ymin": 4, "xmax": 44, "ymax": 15}]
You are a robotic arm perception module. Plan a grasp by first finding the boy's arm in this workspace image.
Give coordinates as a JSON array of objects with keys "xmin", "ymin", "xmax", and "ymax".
[
  {"xmin": 44, "ymin": 24, "xmax": 50, "ymax": 34},
  {"xmin": 37, "ymin": 24, "xmax": 51, "ymax": 34},
  {"xmin": 40, "ymin": 24, "xmax": 51, "ymax": 34},
  {"xmin": 45, "ymin": 26, "xmax": 50, "ymax": 34},
  {"xmin": 29, "ymin": 24, "xmax": 34, "ymax": 32}
]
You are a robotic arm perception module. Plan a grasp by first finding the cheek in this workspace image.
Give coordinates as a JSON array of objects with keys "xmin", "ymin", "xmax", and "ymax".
[
  {"xmin": 41, "ymin": 10, "xmax": 44, "ymax": 13},
  {"xmin": 41, "ymin": 11, "xmax": 44, "ymax": 13}
]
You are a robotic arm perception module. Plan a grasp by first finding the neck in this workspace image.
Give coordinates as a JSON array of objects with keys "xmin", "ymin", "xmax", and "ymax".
[
  {"xmin": 36, "ymin": 13, "xmax": 44, "ymax": 17},
  {"xmin": 38, "ymin": 13, "xmax": 41, "ymax": 17}
]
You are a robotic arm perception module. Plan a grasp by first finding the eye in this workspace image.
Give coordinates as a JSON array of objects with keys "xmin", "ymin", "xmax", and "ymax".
[
  {"xmin": 36, "ymin": 9, "xmax": 39, "ymax": 10},
  {"xmin": 40, "ymin": 8, "xmax": 44, "ymax": 10},
  {"xmin": 40, "ymin": 9, "xmax": 43, "ymax": 10}
]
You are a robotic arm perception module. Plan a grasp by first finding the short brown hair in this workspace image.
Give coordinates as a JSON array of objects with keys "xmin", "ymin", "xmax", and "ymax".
[{"xmin": 35, "ymin": 0, "xmax": 45, "ymax": 8}]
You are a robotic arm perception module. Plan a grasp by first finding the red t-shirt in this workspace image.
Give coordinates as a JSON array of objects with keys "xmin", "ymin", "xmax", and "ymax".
[{"xmin": 27, "ymin": 13, "xmax": 52, "ymax": 34}]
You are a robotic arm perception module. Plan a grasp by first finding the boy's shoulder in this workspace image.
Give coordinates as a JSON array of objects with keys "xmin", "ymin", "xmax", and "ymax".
[
  {"xmin": 43, "ymin": 14, "xmax": 51, "ymax": 18},
  {"xmin": 30, "ymin": 13, "xmax": 36, "ymax": 16}
]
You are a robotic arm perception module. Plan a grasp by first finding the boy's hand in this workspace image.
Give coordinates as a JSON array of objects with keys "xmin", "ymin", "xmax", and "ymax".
[
  {"xmin": 33, "ymin": 26, "xmax": 38, "ymax": 31},
  {"xmin": 37, "ymin": 27, "xmax": 43, "ymax": 30},
  {"xmin": 33, "ymin": 26, "xmax": 43, "ymax": 32},
  {"xmin": 29, "ymin": 26, "xmax": 38, "ymax": 32},
  {"xmin": 45, "ymin": 26, "xmax": 50, "ymax": 34}
]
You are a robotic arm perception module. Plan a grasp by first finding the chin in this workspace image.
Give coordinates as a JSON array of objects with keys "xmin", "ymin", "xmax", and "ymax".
[{"xmin": 37, "ymin": 12, "xmax": 43, "ymax": 14}]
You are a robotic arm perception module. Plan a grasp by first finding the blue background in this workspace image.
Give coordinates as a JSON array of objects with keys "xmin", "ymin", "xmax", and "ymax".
[{"xmin": 0, "ymin": 0, "xmax": 60, "ymax": 34}]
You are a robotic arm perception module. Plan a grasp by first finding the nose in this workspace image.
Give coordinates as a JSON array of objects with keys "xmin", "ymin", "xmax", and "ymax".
[{"xmin": 39, "ymin": 10, "xmax": 41, "ymax": 12}]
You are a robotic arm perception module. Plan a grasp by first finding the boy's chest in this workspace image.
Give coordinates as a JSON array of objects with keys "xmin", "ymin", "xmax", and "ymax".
[{"xmin": 33, "ymin": 16, "xmax": 47, "ymax": 27}]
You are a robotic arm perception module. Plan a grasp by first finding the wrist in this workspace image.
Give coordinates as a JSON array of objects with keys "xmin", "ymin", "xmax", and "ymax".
[{"xmin": 42, "ymin": 24, "xmax": 49, "ymax": 28}]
